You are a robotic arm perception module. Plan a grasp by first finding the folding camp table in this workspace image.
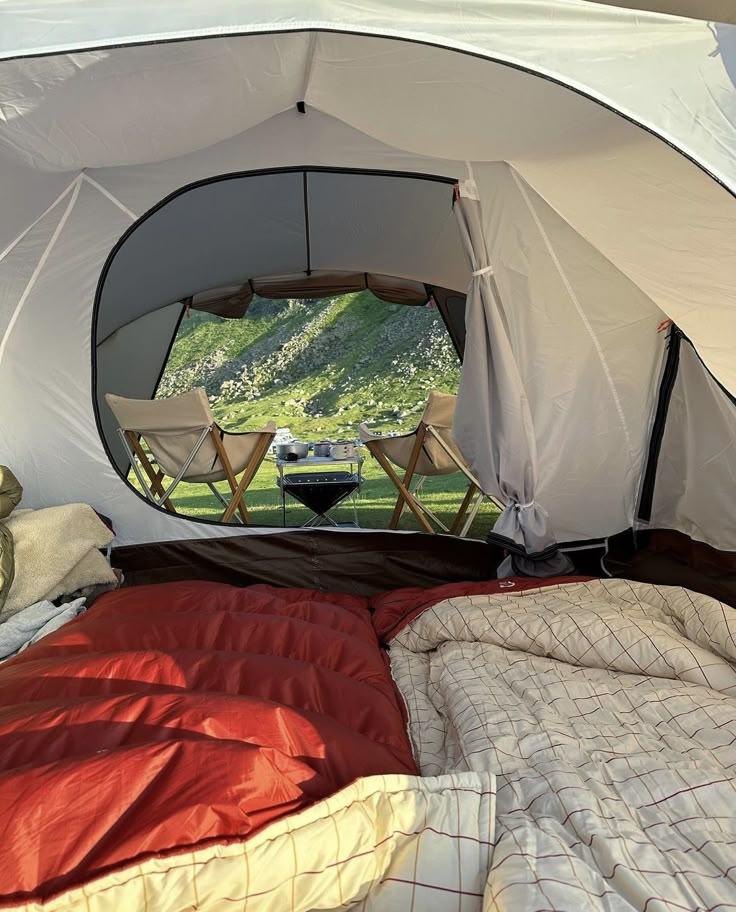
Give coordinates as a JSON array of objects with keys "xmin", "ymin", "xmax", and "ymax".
[{"xmin": 276, "ymin": 455, "xmax": 364, "ymax": 526}]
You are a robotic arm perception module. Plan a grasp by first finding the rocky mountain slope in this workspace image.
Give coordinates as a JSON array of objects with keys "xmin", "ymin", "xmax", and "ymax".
[{"xmin": 157, "ymin": 291, "xmax": 461, "ymax": 438}]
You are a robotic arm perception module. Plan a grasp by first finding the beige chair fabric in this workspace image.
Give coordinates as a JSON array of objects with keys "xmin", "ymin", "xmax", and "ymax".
[
  {"xmin": 105, "ymin": 389, "xmax": 276, "ymax": 521},
  {"xmin": 360, "ymin": 391, "xmax": 492, "ymax": 536},
  {"xmin": 360, "ymin": 391, "xmax": 467, "ymax": 477}
]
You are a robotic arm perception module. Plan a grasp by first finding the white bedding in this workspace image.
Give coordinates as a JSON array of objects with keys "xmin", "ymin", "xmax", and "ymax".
[
  {"xmin": 389, "ymin": 578, "xmax": 736, "ymax": 911},
  {"xmin": 0, "ymin": 597, "xmax": 85, "ymax": 661},
  {"xmin": 15, "ymin": 772, "xmax": 496, "ymax": 912}
]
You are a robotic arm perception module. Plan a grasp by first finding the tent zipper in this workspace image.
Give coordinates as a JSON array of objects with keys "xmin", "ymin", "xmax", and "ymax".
[{"xmin": 637, "ymin": 325, "xmax": 682, "ymax": 524}]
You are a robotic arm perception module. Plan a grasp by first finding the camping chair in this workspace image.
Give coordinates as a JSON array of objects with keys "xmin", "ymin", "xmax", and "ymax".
[
  {"xmin": 105, "ymin": 388, "xmax": 276, "ymax": 524},
  {"xmin": 359, "ymin": 390, "xmax": 496, "ymax": 537}
]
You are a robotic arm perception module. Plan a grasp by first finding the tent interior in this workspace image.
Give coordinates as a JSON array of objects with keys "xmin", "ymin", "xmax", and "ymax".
[
  {"xmin": 3, "ymin": 5, "xmax": 736, "ymax": 910},
  {"xmin": 0, "ymin": 26, "xmax": 733, "ymax": 580}
]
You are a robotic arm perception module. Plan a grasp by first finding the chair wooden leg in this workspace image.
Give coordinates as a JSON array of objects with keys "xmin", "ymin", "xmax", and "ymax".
[
  {"xmin": 221, "ymin": 433, "xmax": 274, "ymax": 524},
  {"xmin": 366, "ymin": 441, "xmax": 434, "ymax": 534},
  {"xmin": 450, "ymin": 483, "xmax": 478, "ymax": 536},
  {"xmin": 389, "ymin": 424, "xmax": 427, "ymax": 530},
  {"xmin": 126, "ymin": 431, "xmax": 177, "ymax": 512},
  {"xmin": 210, "ymin": 428, "xmax": 250, "ymax": 523}
]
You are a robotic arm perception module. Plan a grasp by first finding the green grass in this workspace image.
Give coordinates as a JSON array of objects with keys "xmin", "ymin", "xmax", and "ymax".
[
  {"xmin": 149, "ymin": 292, "xmax": 499, "ymax": 538},
  {"xmin": 146, "ymin": 456, "xmax": 500, "ymax": 537}
]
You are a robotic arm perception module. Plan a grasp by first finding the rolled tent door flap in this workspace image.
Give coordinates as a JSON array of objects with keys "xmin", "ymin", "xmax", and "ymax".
[
  {"xmin": 452, "ymin": 180, "xmax": 574, "ymax": 577},
  {"xmin": 188, "ymin": 284, "xmax": 253, "ymax": 319}
]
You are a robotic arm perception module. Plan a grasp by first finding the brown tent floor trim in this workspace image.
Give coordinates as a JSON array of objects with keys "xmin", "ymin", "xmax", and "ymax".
[
  {"xmin": 606, "ymin": 528, "xmax": 736, "ymax": 608},
  {"xmin": 112, "ymin": 527, "xmax": 736, "ymax": 604},
  {"xmin": 112, "ymin": 530, "xmax": 503, "ymax": 596}
]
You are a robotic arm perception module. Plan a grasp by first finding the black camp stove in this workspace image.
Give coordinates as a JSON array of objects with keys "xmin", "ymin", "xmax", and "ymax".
[{"xmin": 277, "ymin": 470, "xmax": 361, "ymax": 527}]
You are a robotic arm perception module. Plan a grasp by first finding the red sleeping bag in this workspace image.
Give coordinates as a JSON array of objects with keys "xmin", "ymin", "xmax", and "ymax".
[{"xmin": 0, "ymin": 582, "xmax": 417, "ymax": 904}]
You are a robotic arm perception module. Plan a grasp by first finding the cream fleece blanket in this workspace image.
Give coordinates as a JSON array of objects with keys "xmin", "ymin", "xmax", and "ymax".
[{"xmin": 0, "ymin": 505, "xmax": 116, "ymax": 620}]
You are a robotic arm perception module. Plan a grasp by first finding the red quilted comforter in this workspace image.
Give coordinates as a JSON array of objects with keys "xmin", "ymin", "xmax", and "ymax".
[{"xmin": 0, "ymin": 582, "xmax": 417, "ymax": 905}]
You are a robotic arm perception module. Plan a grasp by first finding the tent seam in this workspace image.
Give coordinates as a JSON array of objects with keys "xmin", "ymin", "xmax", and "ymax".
[
  {"xmin": 0, "ymin": 174, "xmax": 81, "ymax": 266},
  {"xmin": 508, "ymin": 168, "xmax": 637, "ymax": 474},
  {"xmin": 0, "ymin": 177, "xmax": 82, "ymax": 368},
  {"xmin": 82, "ymin": 174, "xmax": 138, "ymax": 221},
  {"xmin": 301, "ymin": 31, "xmax": 319, "ymax": 102}
]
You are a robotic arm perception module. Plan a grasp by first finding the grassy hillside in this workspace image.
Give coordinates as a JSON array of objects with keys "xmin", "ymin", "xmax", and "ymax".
[{"xmin": 156, "ymin": 293, "xmax": 499, "ymax": 535}]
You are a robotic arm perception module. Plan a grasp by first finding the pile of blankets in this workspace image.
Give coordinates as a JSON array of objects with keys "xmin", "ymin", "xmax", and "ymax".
[{"xmin": 0, "ymin": 466, "xmax": 117, "ymax": 659}]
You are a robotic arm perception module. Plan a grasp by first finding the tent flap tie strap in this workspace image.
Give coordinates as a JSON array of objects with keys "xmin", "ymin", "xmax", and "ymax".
[{"xmin": 471, "ymin": 265, "xmax": 494, "ymax": 276}]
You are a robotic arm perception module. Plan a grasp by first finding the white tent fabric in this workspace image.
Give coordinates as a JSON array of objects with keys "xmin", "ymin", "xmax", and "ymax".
[
  {"xmin": 452, "ymin": 168, "xmax": 663, "ymax": 557},
  {"xmin": 471, "ymin": 163, "xmax": 666, "ymax": 543},
  {"xmin": 453, "ymin": 180, "xmax": 573, "ymax": 571},
  {"xmin": 0, "ymin": 3, "xmax": 733, "ymax": 552},
  {"xmin": 649, "ymin": 338, "xmax": 736, "ymax": 550}
]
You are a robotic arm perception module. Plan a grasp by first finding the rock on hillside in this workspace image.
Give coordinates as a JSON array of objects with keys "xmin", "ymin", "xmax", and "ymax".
[{"xmin": 157, "ymin": 292, "xmax": 460, "ymax": 427}]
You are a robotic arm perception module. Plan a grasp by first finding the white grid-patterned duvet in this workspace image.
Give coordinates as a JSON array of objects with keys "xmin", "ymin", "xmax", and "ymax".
[{"xmin": 389, "ymin": 578, "xmax": 736, "ymax": 911}]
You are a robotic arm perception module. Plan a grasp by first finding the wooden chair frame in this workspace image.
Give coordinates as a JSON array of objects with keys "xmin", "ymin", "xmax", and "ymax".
[
  {"xmin": 121, "ymin": 425, "xmax": 274, "ymax": 524},
  {"xmin": 364, "ymin": 422, "xmax": 499, "ymax": 537}
]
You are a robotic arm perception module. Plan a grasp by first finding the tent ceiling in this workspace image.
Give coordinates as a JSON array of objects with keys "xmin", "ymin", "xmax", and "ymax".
[
  {"xmin": 95, "ymin": 169, "xmax": 465, "ymax": 343},
  {"xmin": 0, "ymin": 36, "xmax": 313, "ymax": 171},
  {"xmin": 0, "ymin": 31, "xmax": 619, "ymax": 171},
  {"xmin": 2, "ymin": 4, "xmax": 734, "ymax": 185}
]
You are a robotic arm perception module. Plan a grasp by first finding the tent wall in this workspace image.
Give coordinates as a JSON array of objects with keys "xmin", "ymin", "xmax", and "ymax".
[
  {"xmin": 96, "ymin": 172, "xmax": 308, "ymax": 344},
  {"xmin": 431, "ymin": 289, "xmax": 467, "ymax": 358},
  {"xmin": 0, "ymin": 190, "xmax": 71, "ymax": 342},
  {"xmin": 0, "ymin": 158, "xmax": 75, "ymax": 256},
  {"xmin": 86, "ymin": 107, "xmax": 465, "ymax": 220},
  {"xmin": 647, "ymin": 338, "xmax": 736, "ymax": 552},
  {"xmin": 457, "ymin": 163, "xmax": 666, "ymax": 544},
  {"xmin": 112, "ymin": 529, "xmax": 508, "ymax": 595},
  {"xmin": 97, "ymin": 302, "xmax": 183, "ymax": 472}
]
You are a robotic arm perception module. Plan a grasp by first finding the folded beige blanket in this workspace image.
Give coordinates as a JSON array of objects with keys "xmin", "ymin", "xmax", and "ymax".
[{"xmin": 0, "ymin": 504, "xmax": 116, "ymax": 621}]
